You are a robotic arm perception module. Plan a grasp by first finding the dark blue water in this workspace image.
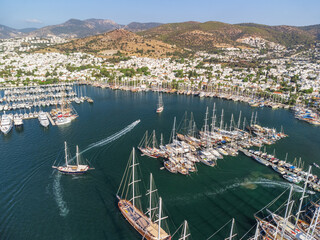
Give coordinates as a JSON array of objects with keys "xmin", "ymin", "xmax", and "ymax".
[{"xmin": 0, "ymin": 86, "xmax": 320, "ymax": 239}]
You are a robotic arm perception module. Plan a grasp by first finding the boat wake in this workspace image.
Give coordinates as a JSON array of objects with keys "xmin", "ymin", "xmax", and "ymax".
[
  {"xmin": 219, "ymin": 178, "xmax": 313, "ymax": 195},
  {"xmin": 167, "ymin": 178, "xmax": 314, "ymax": 204},
  {"xmin": 53, "ymin": 172, "xmax": 69, "ymax": 217},
  {"xmin": 52, "ymin": 120, "xmax": 141, "ymax": 215},
  {"xmin": 70, "ymin": 120, "xmax": 141, "ymax": 161}
]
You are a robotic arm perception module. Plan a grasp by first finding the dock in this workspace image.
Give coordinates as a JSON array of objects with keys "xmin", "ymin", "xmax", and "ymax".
[
  {"xmin": 46, "ymin": 112, "xmax": 55, "ymax": 126},
  {"xmin": 22, "ymin": 115, "xmax": 37, "ymax": 120},
  {"xmin": 244, "ymin": 150, "xmax": 320, "ymax": 192}
]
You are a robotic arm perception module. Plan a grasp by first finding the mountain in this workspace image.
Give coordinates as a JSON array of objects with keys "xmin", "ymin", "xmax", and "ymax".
[
  {"xmin": 299, "ymin": 24, "xmax": 320, "ymax": 40},
  {"xmin": 0, "ymin": 20, "xmax": 163, "ymax": 39},
  {"xmin": 0, "ymin": 24, "xmax": 23, "ymax": 38},
  {"xmin": 139, "ymin": 21, "xmax": 318, "ymax": 50},
  {"xmin": 19, "ymin": 28, "xmax": 38, "ymax": 33},
  {"xmin": 1, "ymin": 19, "xmax": 319, "ymax": 52},
  {"xmin": 27, "ymin": 18, "xmax": 121, "ymax": 38},
  {"xmin": 26, "ymin": 19, "xmax": 163, "ymax": 39},
  {"xmin": 124, "ymin": 22, "xmax": 163, "ymax": 32},
  {"xmin": 44, "ymin": 29, "xmax": 182, "ymax": 58}
]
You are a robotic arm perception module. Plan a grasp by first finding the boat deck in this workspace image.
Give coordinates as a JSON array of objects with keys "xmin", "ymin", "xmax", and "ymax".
[{"xmin": 119, "ymin": 199, "xmax": 170, "ymax": 240}]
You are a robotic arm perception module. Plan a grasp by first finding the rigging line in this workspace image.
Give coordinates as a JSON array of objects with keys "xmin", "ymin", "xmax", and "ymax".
[
  {"xmin": 239, "ymin": 223, "xmax": 257, "ymax": 240},
  {"xmin": 171, "ymin": 222, "xmax": 184, "ymax": 238},
  {"xmin": 206, "ymin": 219, "xmax": 233, "ymax": 240},
  {"xmin": 117, "ymin": 151, "xmax": 133, "ymax": 197},
  {"xmin": 254, "ymin": 187, "xmax": 289, "ymax": 216}
]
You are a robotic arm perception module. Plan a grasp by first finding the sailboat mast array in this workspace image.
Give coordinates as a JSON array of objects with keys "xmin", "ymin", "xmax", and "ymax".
[
  {"xmin": 52, "ymin": 141, "xmax": 90, "ymax": 174},
  {"xmin": 117, "ymin": 148, "xmax": 171, "ymax": 240}
]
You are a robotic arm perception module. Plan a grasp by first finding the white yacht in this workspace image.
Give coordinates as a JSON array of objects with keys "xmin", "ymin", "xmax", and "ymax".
[
  {"xmin": 38, "ymin": 111, "xmax": 49, "ymax": 127},
  {"xmin": 55, "ymin": 117, "xmax": 71, "ymax": 126},
  {"xmin": 13, "ymin": 113, "xmax": 23, "ymax": 127},
  {"xmin": 1, "ymin": 113, "xmax": 13, "ymax": 134}
]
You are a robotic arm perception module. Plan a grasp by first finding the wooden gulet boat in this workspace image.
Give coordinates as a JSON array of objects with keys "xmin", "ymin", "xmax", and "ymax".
[
  {"xmin": 52, "ymin": 142, "xmax": 90, "ymax": 174},
  {"xmin": 116, "ymin": 148, "xmax": 171, "ymax": 240}
]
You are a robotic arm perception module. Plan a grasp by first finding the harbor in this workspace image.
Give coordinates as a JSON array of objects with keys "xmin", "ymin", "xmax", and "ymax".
[
  {"xmin": 1, "ymin": 86, "xmax": 320, "ymax": 239},
  {"xmin": 0, "ymin": 83, "xmax": 94, "ymax": 133}
]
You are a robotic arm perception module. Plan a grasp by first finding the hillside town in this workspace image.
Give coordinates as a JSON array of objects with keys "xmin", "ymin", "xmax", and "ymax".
[{"xmin": 0, "ymin": 36, "xmax": 320, "ymax": 124}]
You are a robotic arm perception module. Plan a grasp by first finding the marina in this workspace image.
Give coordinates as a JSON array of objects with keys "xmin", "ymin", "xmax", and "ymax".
[
  {"xmin": 1, "ymin": 86, "xmax": 320, "ymax": 239},
  {"xmin": 0, "ymin": 83, "xmax": 93, "ymax": 133},
  {"xmin": 138, "ymin": 105, "xmax": 287, "ymax": 176}
]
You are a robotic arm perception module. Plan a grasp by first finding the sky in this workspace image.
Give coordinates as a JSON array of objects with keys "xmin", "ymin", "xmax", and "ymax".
[{"xmin": 1, "ymin": 0, "xmax": 320, "ymax": 29}]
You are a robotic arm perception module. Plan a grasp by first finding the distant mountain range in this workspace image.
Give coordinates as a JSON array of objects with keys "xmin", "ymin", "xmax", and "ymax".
[
  {"xmin": 0, "ymin": 18, "xmax": 163, "ymax": 39},
  {"xmin": 1, "ymin": 19, "xmax": 319, "ymax": 55}
]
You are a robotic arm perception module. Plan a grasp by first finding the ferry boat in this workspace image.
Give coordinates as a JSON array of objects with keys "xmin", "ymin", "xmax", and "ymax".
[
  {"xmin": 116, "ymin": 148, "xmax": 171, "ymax": 240},
  {"xmin": 52, "ymin": 142, "xmax": 90, "ymax": 174},
  {"xmin": 156, "ymin": 94, "xmax": 164, "ymax": 113},
  {"xmin": 0, "ymin": 113, "xmax": 13, "ymax": 134}
]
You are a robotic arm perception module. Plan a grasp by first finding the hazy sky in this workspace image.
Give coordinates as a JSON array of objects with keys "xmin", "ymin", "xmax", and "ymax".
[{"xmin": 1, "ymin": 0, "xmax": 320, "ymax": 29}]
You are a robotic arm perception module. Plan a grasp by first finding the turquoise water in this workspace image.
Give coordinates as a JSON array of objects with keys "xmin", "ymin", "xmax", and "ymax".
[{"xmin": 0, "ymin": 86, "xmax": 320, "ymax": 239}]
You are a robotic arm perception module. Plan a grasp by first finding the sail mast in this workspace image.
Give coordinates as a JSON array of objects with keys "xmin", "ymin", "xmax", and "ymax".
[
  {"xmin": 158, "ymin": 197, "xmax": 162, "ymax": 240},
  {"xmin": 64, "ymin": 141, "xmax": 68, "ymax": 167},
  {"xmin": 229, "ymin": 218, "xmax": 235, "ymax": 240},
  {"xmin": 147, "ymin": 173, "xmax": 158, "ymax": 221},
  {"xmin": 179, "ymin": 220, "xmax": 191, "ymax": 240},
  {"xmin": 220, "ymin": 109, "xmax": 224, "ymax": 129},
  {"xmin": 253, "ymin": 221, "xmax": 259, "ymax": 240},
  {"xmin": 132, "ymin": 148, "xmax": 135, "ymax": 208},
  {"xmin": 250, "ymin": 112, "xmax": 254, "ymax": 126},
  {"xmin": 229, "ymin": 113, "xmax": 233, "ymax": 132},
  {"xmin": 211, "ymin": 103, "xmax": 216, "ymax": 132},
  {"xmin": 183, "ymin": 220, "xmax": 187, "ymax": 240},
  {"xmin": 204, "ymin": 106, "xmax": 209, "ymax": 134},
  {"xmin": 145, "ymin": 130, "xmax": 148, "ymax": 148},
  {"xmin": 172, "ymin": 117, "xmax": 176, "ymax": 145},
  {"xmin": 149, "ymin": 173, "xmax": 153, "ymax": 221},
  {"xmin": 76, "ymin": 145, "xmax": 79, "ymax": 166},
  {"xmin": 281, "ymin": 185, "xmax": 293, "ymax": 239},
  {"xmin": 295, "ymin": 165, "xmax": 311, "ymax": 226}
]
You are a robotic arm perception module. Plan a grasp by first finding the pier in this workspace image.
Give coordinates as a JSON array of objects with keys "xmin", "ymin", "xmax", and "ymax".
[{"xmin": 242, "ymin": 149, "xmax": 320, "ymax": 192}]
